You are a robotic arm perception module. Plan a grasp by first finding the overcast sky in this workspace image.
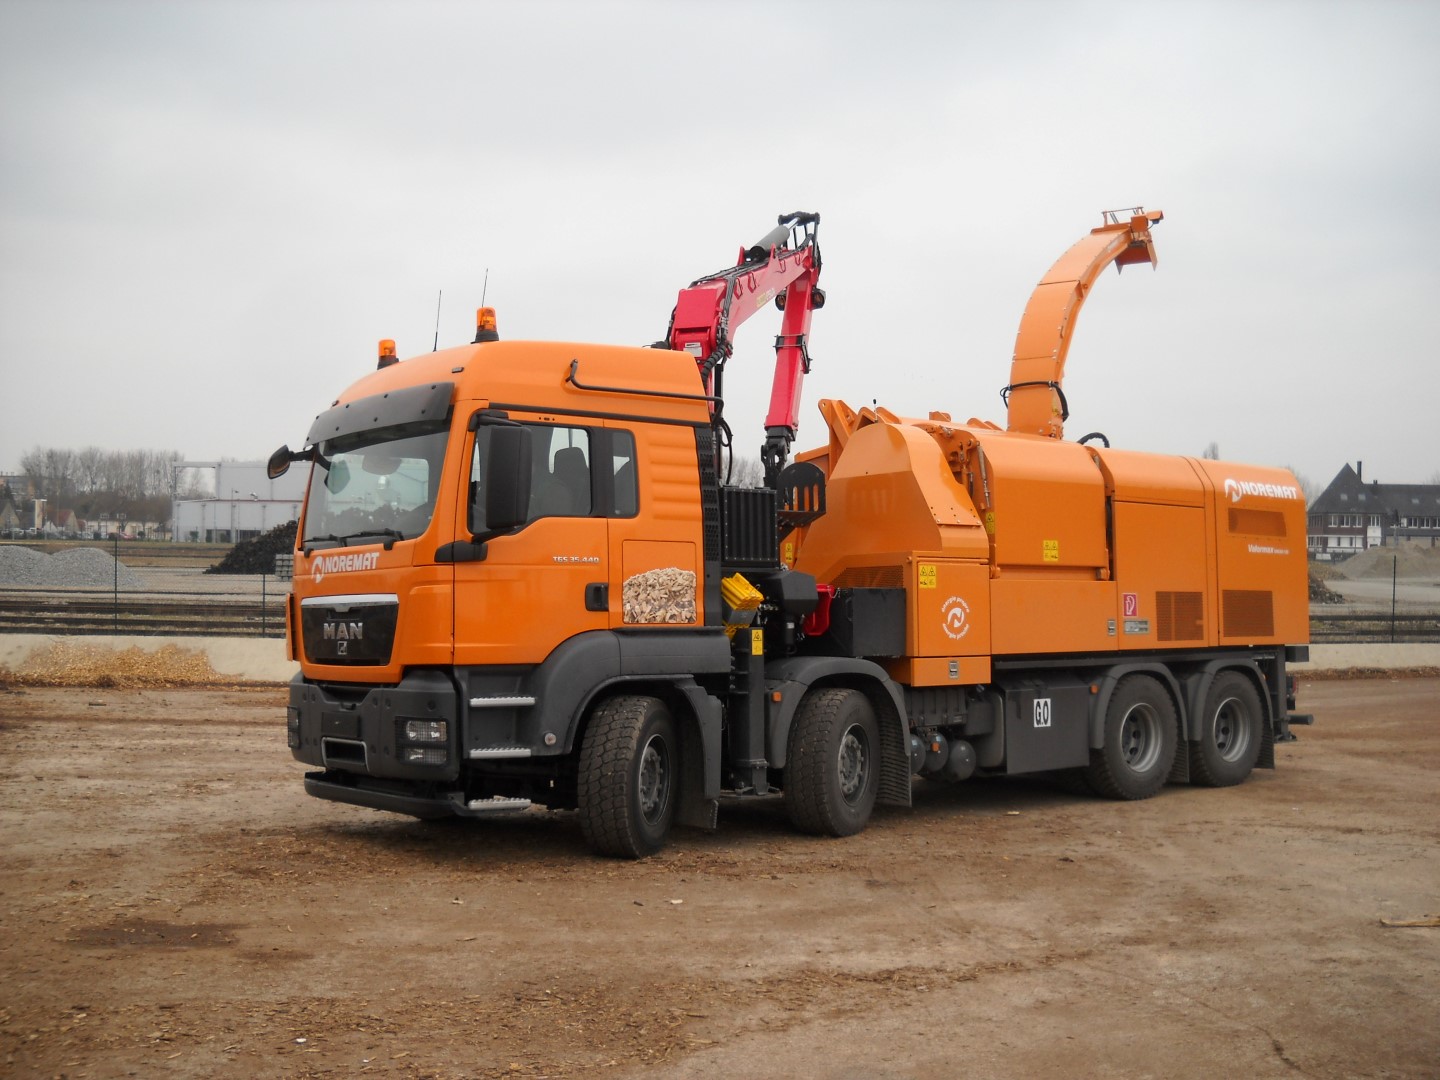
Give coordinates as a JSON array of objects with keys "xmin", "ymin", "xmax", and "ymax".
[{"xmin": 2, "ymin": 0, "xmax": 1437, "ymax": 493}]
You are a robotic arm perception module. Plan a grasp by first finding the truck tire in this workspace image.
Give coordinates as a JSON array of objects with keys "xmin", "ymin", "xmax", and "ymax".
[
  {"xmin": 578, "ymin": 695, "xmax": 677, "ymax": 859},
  {"xmin": 1085, "ymin": 675, "xmax": 1176, "ymax": 800},
  {"xmin": 1189, "ymin": 672, "xmax": 1263, "ymax": 787},
  {"xmin": 785, "ymin": 688, "xmax": 879, "ymax": 837}
]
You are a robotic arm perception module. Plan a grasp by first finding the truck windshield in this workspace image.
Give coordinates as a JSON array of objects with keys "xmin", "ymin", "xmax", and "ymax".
[{"xmin": 303, "ymin": 423, "xmax": 448, "ymax": 548}]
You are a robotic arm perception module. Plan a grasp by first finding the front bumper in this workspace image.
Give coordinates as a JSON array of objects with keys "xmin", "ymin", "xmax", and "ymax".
[{"xmin": 288, "ymin": 669, "xmax": 460, "ymax": 781}]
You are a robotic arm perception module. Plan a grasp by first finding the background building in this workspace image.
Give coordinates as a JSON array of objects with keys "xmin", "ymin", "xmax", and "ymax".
[
  {"xmin": 173, "ymin": 461, "xmax": 306, "ymax": 543},
  {"xmin": 1308, "ymin": 462, "xmax": 1440, "ymax": 559}
]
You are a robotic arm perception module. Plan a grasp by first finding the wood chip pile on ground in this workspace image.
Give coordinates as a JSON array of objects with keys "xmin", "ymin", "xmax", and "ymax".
[{"xmin": 0, "ymin": 640, "xmax": 227, "ymax": 688}]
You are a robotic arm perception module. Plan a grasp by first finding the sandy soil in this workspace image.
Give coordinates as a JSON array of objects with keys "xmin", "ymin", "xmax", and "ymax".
[{"xmin": 1, "ymin": 679, "xmax": 1436, "ymax": 1079}]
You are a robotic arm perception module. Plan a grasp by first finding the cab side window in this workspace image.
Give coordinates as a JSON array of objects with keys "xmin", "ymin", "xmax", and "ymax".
[
  {"xmin": 470, "ymin": 422, "xmax": 638, "ymax": 528},
  {"xmin": 611, "ymin": 430, "xmax": 637, "ymax": 517},
  {"xmin": 529, "ymin": 427, "xmax": 592, "ymax": 518}
]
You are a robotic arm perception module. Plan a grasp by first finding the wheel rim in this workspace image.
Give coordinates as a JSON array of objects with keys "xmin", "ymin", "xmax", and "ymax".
[
  {"xmin": 637, "ymin": 733, "xmax": 670, "ymax": 825},
  {"xmin": 1211, "ymin": 696, "xmax": 1252, "ymax": 763},
  {"xmin": 1119, "ymin": 702, "xmax": 1163, "ymax": 773},
  {"xmin": 837, "ymin": 724, "xmax": 870, "ymax": 805}
]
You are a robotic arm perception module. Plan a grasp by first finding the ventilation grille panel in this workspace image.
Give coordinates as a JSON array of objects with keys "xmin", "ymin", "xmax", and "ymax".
[
  {"xmin": 1157, "ymin": 591, "xmax": 1204, "ymax": 642},
  {"xmin": 1223, "ymin": 589, "xmax": 1274, "ymax": 638},
  {"xmin": 833, "ymin": 565, "xmax": 905, "ymax": 589}
]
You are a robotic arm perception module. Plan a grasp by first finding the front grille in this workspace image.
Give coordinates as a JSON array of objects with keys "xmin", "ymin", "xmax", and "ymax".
[{"xmin": 301, "ymin": 600, "xmax": 399, "ymax": 665}]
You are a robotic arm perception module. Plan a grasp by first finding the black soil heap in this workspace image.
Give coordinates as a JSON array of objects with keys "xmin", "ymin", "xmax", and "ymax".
[{"xmin": 206, "ymin": 520, "xmax": 298, "ymax": 575}]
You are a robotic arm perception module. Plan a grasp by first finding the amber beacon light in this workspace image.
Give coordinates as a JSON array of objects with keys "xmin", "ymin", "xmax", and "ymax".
[{"xmin": 474, "ymin": 307, "xmax": 499, "ymax": 343}]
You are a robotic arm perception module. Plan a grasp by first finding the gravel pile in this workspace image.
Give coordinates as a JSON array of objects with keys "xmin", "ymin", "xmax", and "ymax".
[
  {"xmin": 1338, "ymin": 543, "xmax": 1440, "ymax": 580},
  {"xmin": 0, "ymin": 545, "xmax": 146, "ymax": 589}
]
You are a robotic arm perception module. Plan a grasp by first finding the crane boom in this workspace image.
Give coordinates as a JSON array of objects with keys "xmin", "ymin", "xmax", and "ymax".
[
  {"xmin": 1004, "ymin": 208, "xmax": 1163, "ymax": 439},
  {"xmin": 666, "ymin": 212, "xmax": 824, "ymax": 487}
]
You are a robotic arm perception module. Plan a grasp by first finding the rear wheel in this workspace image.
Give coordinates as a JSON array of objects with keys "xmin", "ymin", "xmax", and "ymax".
[
  {"xmin": 1189, "ymin": 672, "xmax": 1263, "ymax": 787},
  {"xmin": 1085, "ymin": 675, "xmax": 1177, "ymax": 800},
  {"xmin": 785, "ymin": 688, "xmax": 879, "ymax": 837},
  {"xmin": 578, "ymin": 696, "xmax": 677, "ymax": 858}
]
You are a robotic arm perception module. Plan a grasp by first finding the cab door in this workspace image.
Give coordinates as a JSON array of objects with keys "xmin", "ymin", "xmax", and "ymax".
[
  {"xmin": 603, "ymin": 422, "xmax": 704, "ymax": 631},
  {"xmin": 452, "ymin": 417, "xmax": 609, "ymax": 668}
]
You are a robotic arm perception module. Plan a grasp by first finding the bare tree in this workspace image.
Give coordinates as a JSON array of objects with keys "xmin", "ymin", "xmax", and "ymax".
[
  {"xmin": 18, "ymin": 444, "xmax": 189, "ymax": 521},
  {"xmin": 1201, "ymin": 441, "xmax": 1220, "ymax": 460},
  {"xmin": 728, "ymin": 455, "xmax": 765, "ymax": 488},
  {"xmin": 1282, "ymin": 466, "xmax": 1320, "ymax": 505}
]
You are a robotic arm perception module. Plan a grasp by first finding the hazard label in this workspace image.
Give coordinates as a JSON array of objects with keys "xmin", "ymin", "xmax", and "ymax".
[
  {"xmin": 919, "ymin": 563, "xmax": 937, "ymax": 590},
  {"xmin": 1123, "ymin": 592, "xmax": 1140, "ymax": 617}
]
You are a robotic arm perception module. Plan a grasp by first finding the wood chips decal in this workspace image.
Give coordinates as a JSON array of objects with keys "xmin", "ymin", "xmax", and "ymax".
[{"xmin": 622, "ymin": 568, "xmax": 696, "ymax": 624}]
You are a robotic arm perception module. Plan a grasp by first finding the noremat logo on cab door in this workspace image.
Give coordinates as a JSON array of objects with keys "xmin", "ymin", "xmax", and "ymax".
[
  {"xmin": 311, "ymin": 551, "xmax": 380, "ymax": 583},
  {"xmin": 1223, "ymin": 478, "xmax": 1300, "ymax": 504}
]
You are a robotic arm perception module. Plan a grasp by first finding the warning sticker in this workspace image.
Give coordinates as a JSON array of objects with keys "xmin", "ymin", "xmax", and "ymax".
[
  {"xmin": 919, "ymin": 563, "xmax": 937, "ymax": 590},
  {"xmin": 1042, "ymin": 540, "xmax": 1059, "ymax": 562},
  {"xmin": 1122, "ymin": 592, "xmax": 1139, "ymax": 617}
]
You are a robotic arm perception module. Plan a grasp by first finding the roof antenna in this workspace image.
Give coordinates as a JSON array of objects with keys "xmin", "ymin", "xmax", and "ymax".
[
  {"xmin": 481, "ymin": 267, "xmax": 489, "ymax": 307},
  {"xmin": 432, "ymin": 290, "xmax": 442, "ymax": 352}
]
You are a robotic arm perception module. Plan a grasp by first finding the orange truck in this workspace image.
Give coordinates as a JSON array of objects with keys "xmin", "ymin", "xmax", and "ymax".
[{"xmin": 270, "ymin": 209, "xmax": 1311, "ymax": 857}]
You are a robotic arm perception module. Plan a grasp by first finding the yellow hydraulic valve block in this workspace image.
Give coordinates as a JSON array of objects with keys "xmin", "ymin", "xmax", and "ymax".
[{"xmin": 721, "ymin": 573, "xmax": 764, "ymax": 639}]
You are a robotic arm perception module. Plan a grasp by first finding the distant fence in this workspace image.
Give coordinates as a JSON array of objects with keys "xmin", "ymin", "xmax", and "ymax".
[
  {"xmin": 0, "ymin": 582, "xmax": 286, "ymax": 637},
  {"xmin": 0, "ymin": 539, "xmax": 288, "ymax": 638},
  {"xmin": 2, "ymin": 540, "xmax": 1436, "ymax": 643},
  {"xmin": 1309, "ymin": 613, "xmax": 1440, "ymax": 644}
]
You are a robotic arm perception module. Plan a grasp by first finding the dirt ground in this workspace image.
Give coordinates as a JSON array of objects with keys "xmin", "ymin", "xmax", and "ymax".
[{"xmin": 1, "ymin": 679, "xmax": 1436, "ymax": 1079}]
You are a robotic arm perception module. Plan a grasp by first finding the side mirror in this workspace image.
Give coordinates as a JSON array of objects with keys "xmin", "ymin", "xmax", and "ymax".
[
  {"xmin": 482, "ymin": 424, "xmax": 533, "ymax": 534},
  {"xmin": 267, "ymin": 444, "xmax": 294, "ymax": 479},
  {"xmin": 268, "ymin": 443, "xmax": 321, "ymax": 479}
]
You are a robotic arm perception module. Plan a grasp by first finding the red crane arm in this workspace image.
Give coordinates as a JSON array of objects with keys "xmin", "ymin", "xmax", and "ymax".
[{"xmin": 667, "ymin": 212, "xmax": 823, "ymax": 486}]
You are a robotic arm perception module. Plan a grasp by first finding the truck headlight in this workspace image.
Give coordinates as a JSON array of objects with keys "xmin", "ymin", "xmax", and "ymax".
[
  {"xmin": 286, "ymin": 707, "xmax": 301, "ymax": 749},
  {"xmin": 403, "ymin": 746, "xmax": 448, "ymax": 765},
  {"xmin": 402, "ymin": 719, "xmax": 448, "ymax": 742}
]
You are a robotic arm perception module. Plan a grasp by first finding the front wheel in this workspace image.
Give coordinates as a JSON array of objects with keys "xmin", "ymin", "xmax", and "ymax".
[
  {"xmin": 1085, "ymin": 675, "xmax": 1177, "ymax": 800},
  {"xmin": 1189, "ymin": 672, "xmax": 1263, "ymax": 787},
  {"xmin": 785, "ymin": 688, "xmax": 880, "ymax": 837},
  {"xmin": 578, "ymin": 696, "xmax": 677, "ymax": 858}
]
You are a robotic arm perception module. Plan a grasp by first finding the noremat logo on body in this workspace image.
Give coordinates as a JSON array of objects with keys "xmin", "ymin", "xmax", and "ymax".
[
  {"xmin": 1223, "ymin": 477, "xmax": 1300, "ymax": 504},
  {"xmin": 311, "ymin": 551, "xmax": 381, "ymax": 583}
]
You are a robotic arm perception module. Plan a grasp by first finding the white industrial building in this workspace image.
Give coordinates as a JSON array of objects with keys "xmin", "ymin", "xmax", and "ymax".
[{"xmin": 173, "ymin": 461, "xmax": 307, "ymax": 543}]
